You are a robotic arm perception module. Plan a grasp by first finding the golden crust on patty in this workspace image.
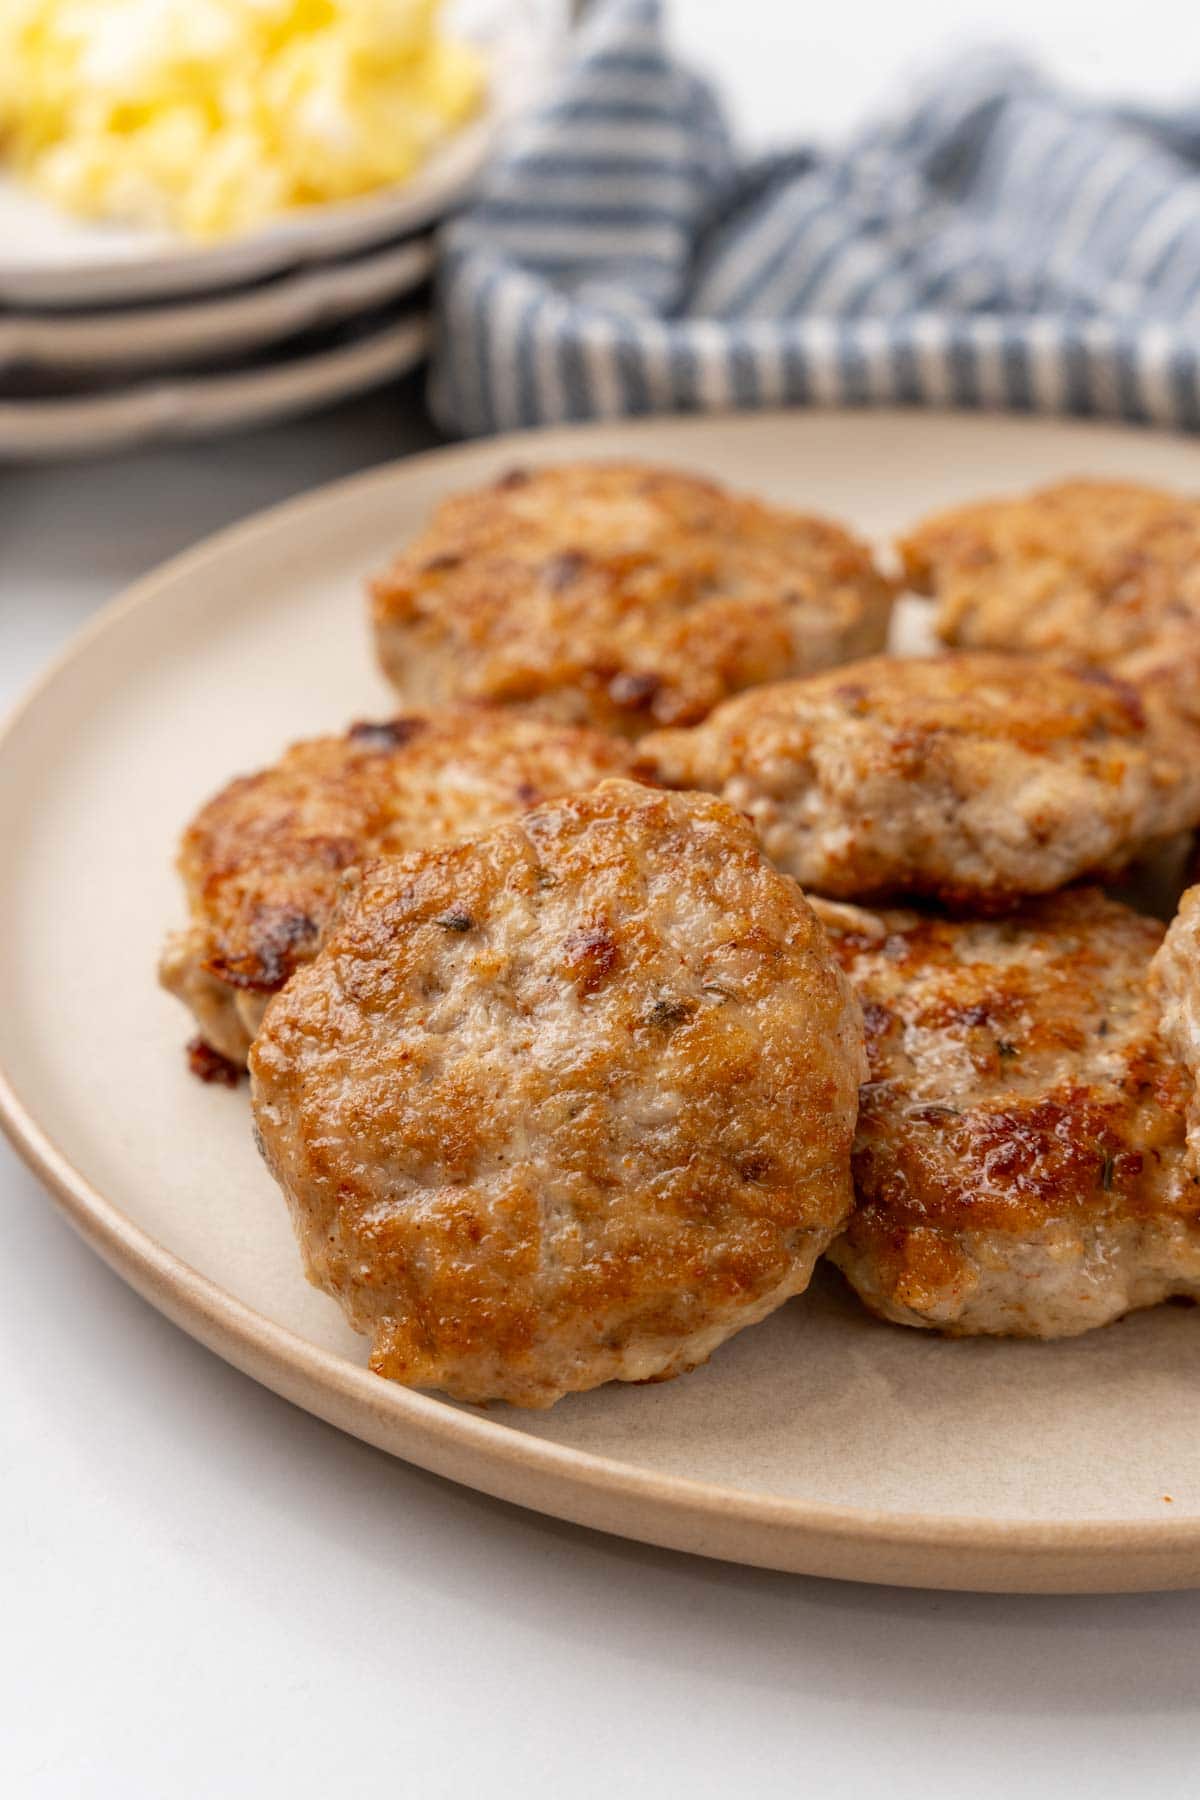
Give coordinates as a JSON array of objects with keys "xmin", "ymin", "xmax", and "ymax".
[
  {"xmin": 640, "ymin": 653, "xmax": 1200, "ymax": 908},
  {"xmin": 250, "ymin": 781, "xmax": 865, "ymax": 1407},
  {"xmin": 1152, "ymin": 883, "xmax": 1200, "ymax": 1176},
  {"xmin": 159, "ymin": 706, "xmax": 641, "ymax": 1066},
  {"xmin": 900, "ymin": 479, "xmax": 1200, "ymax": 672},
  {"xmin": 814, "ymin": 891, "xmax": 1200, "ymax": 1338},
  {"xmin": 370, "ymin": 462, "xmax": 893, "ymax": 735}
]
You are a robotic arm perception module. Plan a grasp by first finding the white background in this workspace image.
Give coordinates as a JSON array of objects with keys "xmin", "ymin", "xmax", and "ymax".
[
  {"xmin": 4, "ymin": 6, "xmax": 1200, "ymax": 1794},
  {"xmin": 673, "ymin": 0, "xmax": 1199, "ymax": 146}
]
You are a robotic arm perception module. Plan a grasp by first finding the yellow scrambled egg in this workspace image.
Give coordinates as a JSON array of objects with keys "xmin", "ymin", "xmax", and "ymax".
[{"xmin": 0, "ymin": 0, "xmax": 485, "ymax": 238}]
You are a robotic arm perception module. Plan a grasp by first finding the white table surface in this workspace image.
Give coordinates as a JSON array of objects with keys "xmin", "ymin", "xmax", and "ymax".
[{"xmin": 5, "ymin": 8, "xmax": 1200, "ymax": 1793}]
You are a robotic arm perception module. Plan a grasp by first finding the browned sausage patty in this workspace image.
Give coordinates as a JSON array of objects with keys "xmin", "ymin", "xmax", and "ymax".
[
  {"xmin": 814, "ymin": 890, "xmax": 1200, "ymax": 1338},
  {"xmin": 160, "ymin": 706, "xmax": 642, "ymax": 1067},
  {"xmin": 1152, "ymin": 883, "xmax": 1200, "ymax": 1178},
  {"xmin": 641, "ymin": 653, "xmax": 1200, "ymax": 908},
  {"xmin": 901, "ymin": 478, "xmax": 1200, "ymax": 672},
  {"xmin": 371, "ymin": 461, "xmax": 893, "ymax": 735},
  {"xmin": 250, "ymin": 781, "xmax": 865, "ymax": 1407}
]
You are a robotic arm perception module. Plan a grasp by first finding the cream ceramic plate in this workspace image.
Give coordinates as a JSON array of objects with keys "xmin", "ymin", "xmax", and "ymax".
[
  {"xmin": 0, "ymin": 238, "xmax": 434, "ymax": 376},
  {"xmin": 0, "ymin": 312, "xmax": 430, "ymax": 459},
  {"xmin": 4, "ymin": 410, "xmax": 1200, "ymax": 1594}
]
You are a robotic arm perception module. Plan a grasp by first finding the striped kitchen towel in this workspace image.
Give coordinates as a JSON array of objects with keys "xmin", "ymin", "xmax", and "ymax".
[{"xmin": 431, "ymin": 0, "xmax": 1200, "ymax": 435}]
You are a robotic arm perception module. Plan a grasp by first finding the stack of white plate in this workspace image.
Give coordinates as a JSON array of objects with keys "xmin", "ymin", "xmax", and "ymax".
[{"xmin": 0, "ymin": 1, "xmax": 560, "ymax": 460}]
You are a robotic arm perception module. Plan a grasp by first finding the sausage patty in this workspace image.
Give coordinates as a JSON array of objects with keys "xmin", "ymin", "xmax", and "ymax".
[
  {"xmin": 250, "ymin": 781, "xmax": 865, "ymax": 1406},
  {"xmin": 1152, "ymin": 883, "xmax": 1200, "ymax": 1177},
  {"xmin": 370, "ymin": 461, "xmax": 893, "ymax": 735},
  {"xmin": 815, "ymin": 890, "xmax": 1200, "ymax": 1337},
  {"xmin": 160, "ymin": 706, "xmax": 641, "ymax": 1067},
  {"xmin": 641, "ymin": 653, "xmax": 1200, "ymax": 907},
  {"xmin": 901, "ymin": 478, "xmax": 1200, "ymax": 675}
]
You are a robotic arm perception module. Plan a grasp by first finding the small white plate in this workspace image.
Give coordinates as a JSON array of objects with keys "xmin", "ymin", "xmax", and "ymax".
[
  {"xmin": 0, "ymin": 313, "xmax": 429, "ymax": 458},
  {"xmin": 3, "ymin": 409, "xmax": 1200, "ymax": 1592},
  {"xmin": 0, "ymin": 238, "xmax": 433, "ymax": 376},
  {"xmin": 0, "ymin": 0, "xmax": 559, "ymax": 308}
]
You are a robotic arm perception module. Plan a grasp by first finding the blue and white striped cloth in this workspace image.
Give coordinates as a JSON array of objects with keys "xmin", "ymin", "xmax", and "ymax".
[{"xmin": 431, "ymin": 0, "xmax": 1200, "ymax": 436}]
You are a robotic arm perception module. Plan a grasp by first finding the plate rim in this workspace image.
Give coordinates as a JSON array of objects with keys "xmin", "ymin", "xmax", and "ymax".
[
  {"xmin": 0, "ymin": 312, "xmax": 431, "ymax": 458},
  {"xmin": 5, "ymin": 408, "xmax": 1200, "ymax": 1591},
  {"xmin": 0, "ymin": 237, "xmax": 435, "ymax": 376}
]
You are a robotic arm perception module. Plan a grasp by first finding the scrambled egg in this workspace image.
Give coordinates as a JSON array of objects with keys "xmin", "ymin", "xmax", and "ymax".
[{"xmin": 0, "ymin": 0, "xmax": 485, "ymax": 238}]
